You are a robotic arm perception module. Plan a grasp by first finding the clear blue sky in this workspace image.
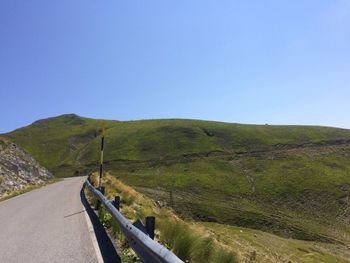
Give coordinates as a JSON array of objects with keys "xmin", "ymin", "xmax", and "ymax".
[{"xmin": 1, "ymin": 0, "xmax": 349, "ymax": 133}]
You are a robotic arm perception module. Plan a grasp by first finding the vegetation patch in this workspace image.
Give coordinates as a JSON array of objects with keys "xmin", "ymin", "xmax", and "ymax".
[
  {"xmin": 87, "ymin": 172, "xmax": 238, "ymax": 263},
  {"xmin": 5, "ymin": 115, "xmax": 350, "ymax": 261}
]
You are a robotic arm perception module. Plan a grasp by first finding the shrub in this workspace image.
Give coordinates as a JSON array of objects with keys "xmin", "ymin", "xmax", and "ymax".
[{"xmin": 213, "ymin": 248, "xmax": 238, "ymax": 263}]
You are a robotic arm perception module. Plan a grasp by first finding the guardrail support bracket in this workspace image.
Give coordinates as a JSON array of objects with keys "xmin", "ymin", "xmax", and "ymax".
[
  {"xmin": 114, "ymin": 196, "xmax": 120, "ymax": 211},
  {"xmin": 145, "ymin": 216, "xmax": 155, "ymax": 240},
  {"xmin": 95, "ymin": 187, "xmax": 105, "ymax": 210}
]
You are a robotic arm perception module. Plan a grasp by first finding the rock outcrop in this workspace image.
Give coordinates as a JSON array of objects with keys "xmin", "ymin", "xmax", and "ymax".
[{"xmin": 0, "ymin": 137, "xmax": 52, "ymax": 198}]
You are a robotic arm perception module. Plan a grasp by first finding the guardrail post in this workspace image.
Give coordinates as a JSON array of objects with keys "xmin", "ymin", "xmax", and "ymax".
[
  {"xmin": 95, "ymin": 187, "xmax": 105, "ymax": 210},
  {"xmin": 145, "ymin": 216, "xmax": 155, "ymax": 240},
  {"xmin": 95, "ymin": 200, "xmax": 100, "ymax": 210},
  {"xmin": 113, "ymin": 196, "xmax": 120, "ymax": 211}
]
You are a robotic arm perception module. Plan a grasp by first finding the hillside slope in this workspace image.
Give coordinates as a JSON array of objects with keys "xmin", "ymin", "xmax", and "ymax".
[
  {"xmin": 4, "ymin": 114, "xmax": 350, "ymax": 247},
  {"xmin": 5, "ymin": 114, "xmax": 350, "ymax": 175},
  {"xmin": 0, "ymin": 137, "xmax": 52, "ymax": 198}
]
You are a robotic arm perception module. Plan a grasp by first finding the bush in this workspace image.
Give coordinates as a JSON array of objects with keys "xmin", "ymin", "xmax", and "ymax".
[
  {"xmin": 121, "ymin": 194, "xmax": 135, "ymax": 206},
  {"xmin": 213, "ymin": 248, "xmax": 238, "ymax": 263},
  {"xmin": 172, "ymin": 229, "xmax": 200, "ymax": 261},
  {"xmin": 190, "ymin": 237, "xmax": 215, "ymax": 262},
  {"xmin": 102, "ymin": 211, "xmax": 112, "ymax": 228}
]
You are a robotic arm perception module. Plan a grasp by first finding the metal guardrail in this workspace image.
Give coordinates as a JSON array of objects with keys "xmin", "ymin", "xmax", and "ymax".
[{"xmin": 85, "ymin": 178, "xmax": 184, "ymax": 263}]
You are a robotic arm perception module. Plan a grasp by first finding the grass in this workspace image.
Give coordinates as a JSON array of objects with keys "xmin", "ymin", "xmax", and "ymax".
[
  {"xmin": 105, "ymin": 145, "xmax": 350, "ymax": 244},
  {"xmin": 88, "ymin": 172, "xmax": 238, "ymax": 263},
  {"xmin": 200, "ymin": 223, "xmax": 350, "ymax": 263},
  {"xmin": 4, "ymin": 114, "xmax": 350, "ymax": 261},
  {"xmin": 88, "ymin": 172, "xmax": 350, "ymax": 263},
  {"xmin": 5, "ymin": 114, "xmax": 350, "ymax": 176}
]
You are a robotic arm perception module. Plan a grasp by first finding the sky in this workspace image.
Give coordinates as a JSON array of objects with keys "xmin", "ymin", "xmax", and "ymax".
[{"xmin": 0, "ymin": 0, "xmax": 349, "ymax": 133}]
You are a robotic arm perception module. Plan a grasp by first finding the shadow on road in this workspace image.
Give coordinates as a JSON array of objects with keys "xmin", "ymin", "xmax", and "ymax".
[{"xmin": 80, "ymin": 185, "xmax": 121, "ymax": 263}]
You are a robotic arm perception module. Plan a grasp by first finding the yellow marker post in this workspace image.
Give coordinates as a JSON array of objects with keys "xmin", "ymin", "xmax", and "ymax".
[{"xmin": 98, "ymin": 126, "xmax": 105, "ymax": 188}]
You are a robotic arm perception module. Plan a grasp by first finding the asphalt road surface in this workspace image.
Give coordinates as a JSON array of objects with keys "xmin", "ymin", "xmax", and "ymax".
[{"xmin": 0, "ymin": 177, "xmax": 100, "ymax": 263}]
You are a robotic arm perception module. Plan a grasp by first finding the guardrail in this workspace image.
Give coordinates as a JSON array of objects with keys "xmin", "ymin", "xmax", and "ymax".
[{"xmin": 85, "ymin": 177, "xmax": 184, "ymax": 263}]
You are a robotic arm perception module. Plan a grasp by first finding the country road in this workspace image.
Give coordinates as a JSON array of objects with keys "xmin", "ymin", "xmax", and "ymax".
[{"xmin": 0, "ymin": 177, "xmax": 102, "ymax": 263}]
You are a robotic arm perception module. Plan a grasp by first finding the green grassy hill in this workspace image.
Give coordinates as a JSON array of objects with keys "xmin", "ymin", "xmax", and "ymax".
[{"xmin": 4, "ymin": 114, "xmax": 350, "ymax": 257}]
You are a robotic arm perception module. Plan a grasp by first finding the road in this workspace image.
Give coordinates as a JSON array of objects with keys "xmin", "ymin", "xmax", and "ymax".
[{"xmin": 0, "ymin": 177, "xmax": 100, "ymax": 263}]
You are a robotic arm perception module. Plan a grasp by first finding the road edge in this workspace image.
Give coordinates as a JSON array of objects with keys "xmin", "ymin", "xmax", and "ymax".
[{"xmin": 84, "ymin": 203, "xmax": 104, "ymax": 263}]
